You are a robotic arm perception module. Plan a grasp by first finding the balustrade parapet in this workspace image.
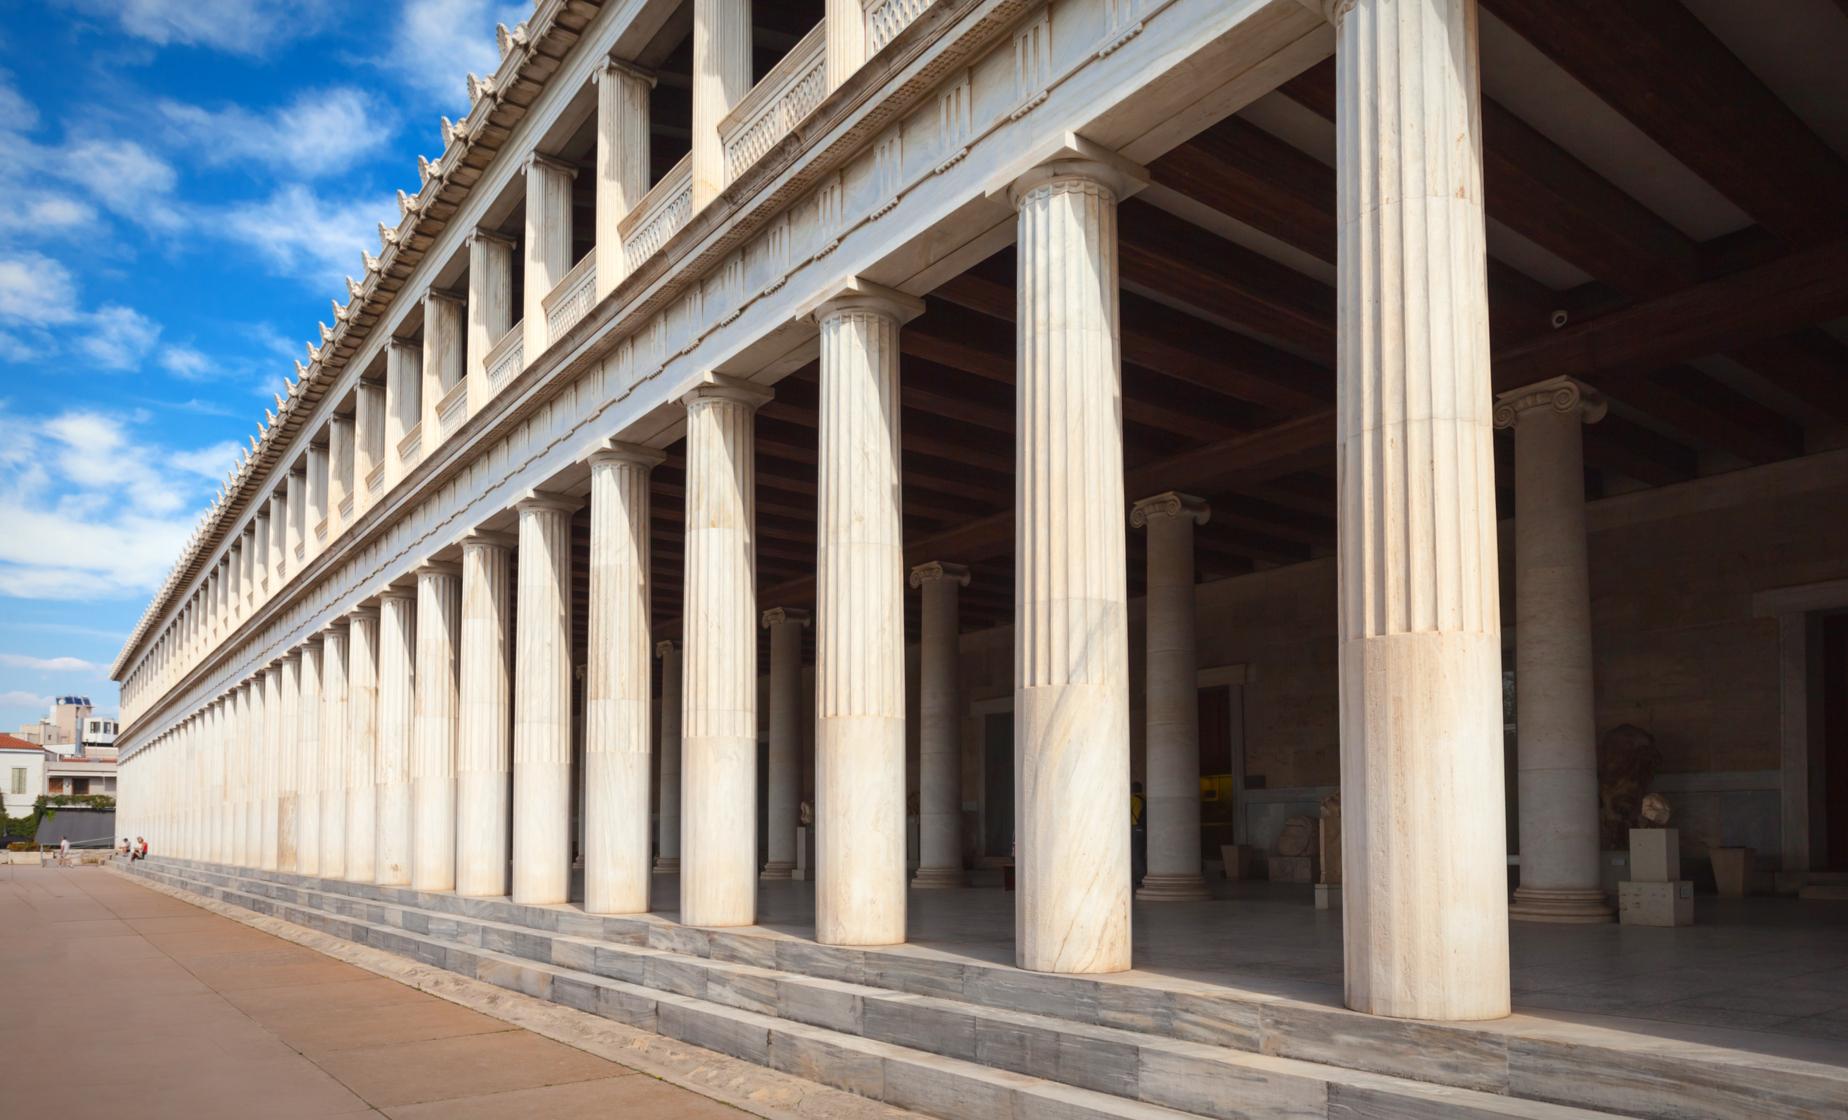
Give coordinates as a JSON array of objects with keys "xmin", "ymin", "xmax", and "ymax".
[
  {"xmin": 542, "ymin": 253, "xmax": 598, "ymax": 344},
  {"xmin": 720, "ymin": 23, "xmax": 827, "ymax": 185},
  {"xmin": 618, "ymin": 153, "xmax": 694, "ymax": 268}
]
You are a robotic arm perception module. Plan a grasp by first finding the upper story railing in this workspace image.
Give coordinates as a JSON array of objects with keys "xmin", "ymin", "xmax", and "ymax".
[
  {"xmin": 436, "ymin": 379, "xmax": 470, "ymax": 438},
  {"xmin": 867, "ymin": 0, "xmax": 931, "ymax": 52},
  {"xmin": 543, "ymin": 252, "xmax": 598, "ymax": 345},
  {"xmin": 485, "ymin": 325, "xmax": 525, "ymax": 390},
  {"xmin": 620, "ymin": 153, "xmax": 694, "ymax": 267},
  {"xmin": 721, "ymin": 23, "xmax": 827, "ymax": 184}
]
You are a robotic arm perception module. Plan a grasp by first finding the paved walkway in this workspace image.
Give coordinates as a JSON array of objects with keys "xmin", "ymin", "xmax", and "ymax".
[{"xmin": 0, "ymin": 864, "xmax": 743, "ymax": 1118}]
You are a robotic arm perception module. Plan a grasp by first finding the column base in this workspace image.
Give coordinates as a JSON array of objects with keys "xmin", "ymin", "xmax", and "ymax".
[
  {"xmin": 653, "ymin": 857, "xmax": 680, "ymax": 874},
  {"xmin": 760, "ymin": 861, "xmax": 795, "ymax": 880},
  {"xmin": 911, "ymin": 865, "xmax": 967, "ymax": 889},
  {"xmin": 1135, "ymin": 874, "xmax": 1211, "ymax": 902},
  {"xmin": 1509, "ymin": 885, "xmax": 1614, "ymax": 923}
]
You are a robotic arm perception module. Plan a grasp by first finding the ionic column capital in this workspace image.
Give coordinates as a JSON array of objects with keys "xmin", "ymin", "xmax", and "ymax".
[
  {"xmin": 524, "ymin": 152, "xmax": 580, "ymax": 180},
  {"xmin": 654, "ymin": 639, "xmax": 679, "ymax": 658},
  {"xmin": 761, "ymin": 607, "xmax": 811, "ymax": 629},
  {"xmin": 1493, "ymin": 376, "xmax": 1607, "ymax": 429},
  {"xmin": 466, "ymin": 228, "xmax": 518, "ymax": 250},
  {"xmin": 1294, "ymin": 0, "xmax": 1356, "ymax": 26},
  {"xmin": 593, "ymin": 55, "xmax": 657, "ymax": 88},
  {"xmin": 416, "ymin": 560, "xmax": 463, "ymax": 579},
  {"xmin": 423, "ymin": 289, "xmax": 466, "ymax": 311},
  {"xmin": 909, "ymin": 561, "xmax": 971, "ymax": 588},
  {"xmin": 1131, "ymin": 491, "xmax": 1211, "ymax": 529},
  {"xmin": 803, "ymin": 276, "xmax": 924, "ymax": 326},
  {"xmin": 997, "ymin": 132, "xmax": 1148, "ymax": 210},
  {"xmin": 587, "ymin": 439, "xmax": 667, "ymax": 471},
  {"xmin": 514, "ymin": 489, "xmax": 579, "ymax": 515},
  {"xmin": 681, "ymin": 372, "xmax": 773, "ymax": 411},
  {"xmin": 461, "ymin": 528, "xmax": 517, "ymax": 551}
]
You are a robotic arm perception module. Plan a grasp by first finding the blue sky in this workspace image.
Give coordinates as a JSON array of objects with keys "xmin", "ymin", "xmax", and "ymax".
[{"xmin": 0, "ymin": 0, "xmax": 527, "ymax": 732}]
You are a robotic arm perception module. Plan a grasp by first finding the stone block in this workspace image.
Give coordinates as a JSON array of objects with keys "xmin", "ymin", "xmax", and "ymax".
[
  {"xmin": 1618, "ymin": 880, "xmax": 1693, "ymax": 927},
  {"xmin": 657, "ymin": 1001, "xmax": 769, "ymax": 1063},
  {"xmin": 1268, "ymin": 854, "xmax": 1318, "ymax": 884},
  {"xmin": 1710, "ymin": 846, "xmax": 1752, "ymax": 897},
  {"xmin": 863, "ymin": 993, "xmax": 978, "ymax": 1060},
  {"xmin": 1137, "ymin": 1042, "xmax": 1327, "ymax": 1119},
  {"xmin": 1628, "ymin": 828, "xmax": 1678, "ymax": 882},
  {"xmin": 769, "ymin": 1024, "xmax": 885, "ymax": 1099},
  {"xmin": 777, "ymin": 976, "xmax": 865, "ymax": 1033}
]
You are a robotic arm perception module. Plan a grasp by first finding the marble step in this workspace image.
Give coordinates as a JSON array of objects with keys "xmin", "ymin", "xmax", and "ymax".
[
  {"xmin": 129, "ymin": 859, "xmax": 1629, "ymax": 1120},
  {"xmin": 139, "ymin": 858, "xmax": 1848, "ymax": 1120}
]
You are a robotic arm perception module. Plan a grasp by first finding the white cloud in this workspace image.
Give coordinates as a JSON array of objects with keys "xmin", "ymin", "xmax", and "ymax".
[
  {"xmin": 0, "ymin": 405, "xmax": 222, "ymax": 600},
  {"xmin": 0, "ymin": 73, "xmax": 38, "ymax": 130},
  {"xmin": 64, "ymin": 0, "xmax": 336, "ymax": 56},
  {"xmin": 169, "ymin": 441, "xmax": 242, "ymax": 479},
  {"xmin": 159, "ymin": 86, "xmax": 395, "ymax": 178},
  {"xmin": 0, "ymin": 654, "xmax": 101, "ymax": 673},
  {"xmin": 0, "ymin": 690, "xmax": 49, "ymax": 708},
  {"xmin": 395, "ymin": 0, "xmax": 529, "ymax": 108},
  {"xmin": 158, "ymin": 346, "xmax": 211, "ymax": 378},
  {"xmin": 220, "ymin": 183, "xmax": 394, "ymax": 290},
  {"xmin": 75, "ymin": 305, "xmax": 161, "ymax": 370},
  {"xmin": 0, "ymin": 252, "xmax": 82, "ymax": 325}
]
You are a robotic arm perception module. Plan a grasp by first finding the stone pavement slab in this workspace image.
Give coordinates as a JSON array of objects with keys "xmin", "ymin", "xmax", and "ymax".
[{"xmin": 0, "ymin": 864, "xmax": 779, "ymax": 1118}]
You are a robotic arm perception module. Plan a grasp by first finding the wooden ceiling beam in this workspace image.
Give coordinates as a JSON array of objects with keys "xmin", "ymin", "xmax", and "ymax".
[
  {"xmin": 1727, "ymin": 330, "xmax": 1848, "ymax": 425},
  {"xmin": 1480, "ymin": 0, "xmax": 1848, "ymax": 242},
  {"xmin": 1597, "ymin": 366, "xmax": 1804, "ymax": 465}
]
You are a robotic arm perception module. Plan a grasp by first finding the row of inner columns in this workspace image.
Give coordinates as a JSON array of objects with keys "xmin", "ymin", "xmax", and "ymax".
[{"xmin": 125, "ymin": 0, "xmax": 1616, "ymax": 1021}]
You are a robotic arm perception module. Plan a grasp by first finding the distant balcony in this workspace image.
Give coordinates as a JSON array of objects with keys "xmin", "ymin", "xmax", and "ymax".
[
  {"xmin": 720, "ymin": 23, "xmax": 826, "ymax": 184},
  {"xmin": 542, "ymin": 252, "xmax": 597, "ymax": 345}
]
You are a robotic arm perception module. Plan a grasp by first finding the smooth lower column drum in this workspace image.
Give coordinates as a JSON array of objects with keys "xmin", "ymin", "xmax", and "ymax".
[
  {"xmin": 1332, "ymin": 0, "xmax": 1510, "ymax": 1020},
  {"xmin": 261, "ymin": 662, "xmax": 282, "ymax": 871},
  {"xmin": 1009, "ymin": 150, "xmax": 1142, "ymax": 975},
  {"xmin": 585, "ymin": 446, "xmax": 663, "ymax": 915},
  {"xmin": 760, "ymin": 607, "xmax": 808, "ymax": 881},
  {"xmin": 911, "ymin": 562, "xmax": 969, "ymax": 889},
  {"xmin": 346, "ymin": 606, "xmax": 381, "ymax": 882},
  {"xmin": 680, "ymin": 377, "xmax": 771, "ymax": 927},
  {"xmin": 277, "ymin": 652, "xmax": 300, "ymax": 872},
  {"xmin": 457, "ymin": 532, "xmax": 515, "ymax": 897},
  {"xmin": 413, "ymin": 563, "xmax": 462, "ymax": 892},
  {"xmin": 297, "ymin": 638, "xmax": 323, "ymax": 877},
  {"xmin": 813, "ymin": 281, "xmax": 919, "ymax": 946},
  {"xmin": 514, "ymin": 494, "xmax": 576, "ymax": 906},
  {"xmin": 1497, "ymin": 377, "xmax": 1613, "ymax": 923}
]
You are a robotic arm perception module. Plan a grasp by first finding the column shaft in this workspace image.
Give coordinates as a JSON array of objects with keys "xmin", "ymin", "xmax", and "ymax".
[
  {"xmin": 825, "ymin": 0, "xmax": 866, "ymax": 90},
  {"xmin": 1012, "ymin": 159, "xmax": 1135, "ymax": 974},
  {"xmin": 815, "ymin": 285, "xmax": 916, "ymax": 946},
  {"xmin": 413, "ymin": 566, "xmax": 462, "ymax": 891},
  {"xmin": 586, "ymin": 449, "xmax": 662, "ymax": 913},
  {"xmin": 1498, "ymin": 378, "xmax": 1612, "ymax": 923},
  {"xmin": 1334, "ymin": 0, "xmax": 1510, "ymax": 1019},
  {"xmin": 690, "ymin": 0, "xmax": 751, "ymax": 207},
  {"xmin": 514, "ymin": 497, "xmax": 575, "ymax": 905},
  {"xmin": 466, "ymin": 233, "xmax": 515, "ymax": 412},
  {"xmin": 655, "ymin": 641, "xmax": 683, "ymax": 873},
  {"xmin": 680, "ymin": 379, "xmax": 769, "ymax": 926},
  {"xmin": 458, "ymin": 534, "xmax": 514, "ymax": 897},
  {"xmin": 596, "ymin": 61, "xmax": 653, "ymax": 297},
  {"xmin": 1135, "ymin": 494, "xmax": 1211, "ymax": 901},
  {"xmin": 298, "ymin": 640, "xmax": 323, "ymax": 877},
  {"xmin": 761, "ymin": 609, "xmax": 808, "ymax": 881},
  {"xmin": 346, "ymin": 608, "xmax": 380, "ymax": 882},
  {"xmin": 522, "ymin": 157, "xmax": 576, "ymax": 361},
  {"xmin": 261, "ymin": 664, "xmax": 281, "ymax": 871},
  {"xmin": 321, "ymin": 624, "xmax": 349, "ymax": 879},
  {"xmin": 912, "ymin": 563, "xmax": 968, "ymax": 888},
  {"xmin": 376, "ymin": 591, "xmax": 417, "ymax": 885}
]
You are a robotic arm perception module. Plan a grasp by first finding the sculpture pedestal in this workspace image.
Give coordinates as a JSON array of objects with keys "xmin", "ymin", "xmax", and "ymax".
[{"xmin": 1629, "ymin": 828, "xmax": 1680, "ymax": 882}]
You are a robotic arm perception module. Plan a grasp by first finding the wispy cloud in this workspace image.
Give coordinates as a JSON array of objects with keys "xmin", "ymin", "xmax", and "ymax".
[
  {"xmin": 159, "ymin": 86, "xmax": 397, "ymax": 178},
  {"xmin": 62, "ymin": 0, "xmax": 337, "ymax": 56},
  {"xmin": 0, "ymin": 689, "xmax": 49, "ymax": 708},
  {"xmin": 0, "ymin": 653, "xmax": 103, "ymax": 673},
  {"xmin": 394, "ymin": 0, "xmax": 528, "ymax": 109},
  {"xmin": 220, "ymin": 183, "xmax": 394, "ymax": 291}
]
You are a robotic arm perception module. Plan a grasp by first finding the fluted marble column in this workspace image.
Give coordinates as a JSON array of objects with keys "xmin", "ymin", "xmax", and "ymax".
[
  {"xmin": 467, "ymin": 232, "xmax": 516, "ymax": 413},
  {"xmin": 813, "ymin": 280, "xmax": 919, "ymax": 945},
  {"xmin": 210, "ymin": 696, "xmax": 229, "ymax": 863},
  {"xmin": 1498, "ymin": 377, "xmax": 1612, "ymax": 923},
  {"xmin": 458, "ymin": 532, "xmax": 515, "ymax": 897},
  {"xmin": 1009, "ymin": 150, "xmax": 1142, "ymax": 975},
  {"xmin": 912, "ymin": 562, "xmax": 969, "ymax": 888},
  {"xmin": 1333, "ymin": 0, "xmax": 1509, "ymax": 1020},
  {"xmin": 1133, "ymin": 493, "xmax": 1211, "ymax": 901},
  {"xmin": 346, "ymin": 606, "xmax": 380, "ymax": 882},
  {"xmin": 761, "ymin": 607, "xmax": 809, "ymax": 882},
  {"xmin": 522, "ymin": 155, "xmax": 577, "ymax": 361},
  {"xmin": 376, "ymin": 589, "xmax": 417, "ymax": 886},
  {"xmin": 233, "ymin": 682, "xmax": 252, "ymax": 865},
  {"xmin": 320, "ymin": 622, "xmax": 348, "ymax": 879},
  {"xmin": 413, "ymin": 564, "xmax": 462, "ymax": 891},
  {"xmin": 595, "ymin": 59, "xmax": 653, "ymax": 297},
  {"xmin": 514, "ymin": 494, "xmax": 576, "ymax": 905},
  {"xmin": 298, "ymin": 638, "xmax": 323, "ymax": 876},
  {"xmin": 654, "ymin": 640, "xmax": 683, "ymax": 874},
  {"xmin": 690, "ymin": 0, "xmax": 751, "ymax": 208},
  {"xmin": 586, "ymin": 446, "xmax": 664, "ymax": 914},
  {"xmin": 680, "ymin": 377, "xmax": 771, "ymax": 927},
  {"xmin": 261, "ymin": 662, "xmax": 282, "ymax": 871},
  {"xmin": 825, "ymin": 0, "xmax": 866, "ymax": 90}
]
